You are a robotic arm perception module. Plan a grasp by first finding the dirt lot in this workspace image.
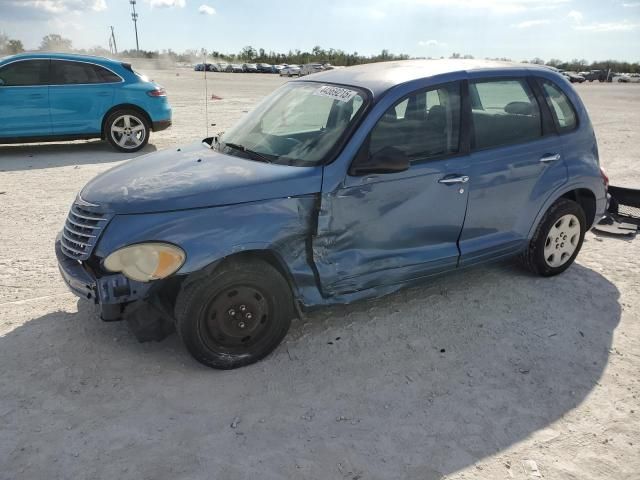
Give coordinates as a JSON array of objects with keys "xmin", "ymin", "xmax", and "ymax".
[{"xmin": 1, "ymin": 69, "xmax": 639, "ymax": 480}]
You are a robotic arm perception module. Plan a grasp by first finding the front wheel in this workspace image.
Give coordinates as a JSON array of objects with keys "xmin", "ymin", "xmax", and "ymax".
[
  {"xmin": 175, "ymin": 258, "xmax": 295, "ymax": 369},
  {"xmin": 105, "ymin": 109, "xmax": 150, "ymax": 152},
  {"xmin": 522, "ymin": 198, "xmax": 586, "ymax": 276}
]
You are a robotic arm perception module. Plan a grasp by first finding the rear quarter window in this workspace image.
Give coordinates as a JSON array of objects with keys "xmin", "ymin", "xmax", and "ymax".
[{"xmin": 540, "ymin": 79, "xmax": 578, "ymax": 132}]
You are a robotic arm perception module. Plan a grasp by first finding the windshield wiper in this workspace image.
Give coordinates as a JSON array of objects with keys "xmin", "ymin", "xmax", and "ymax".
[{"xmin": 223, "ymin": 142, "xmax": 274, "ymax": 163}]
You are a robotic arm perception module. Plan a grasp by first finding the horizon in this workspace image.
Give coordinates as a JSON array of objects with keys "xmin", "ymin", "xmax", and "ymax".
[{"xmin": 1, "ymin": 0, "xmax": 639, "ymax": 62}]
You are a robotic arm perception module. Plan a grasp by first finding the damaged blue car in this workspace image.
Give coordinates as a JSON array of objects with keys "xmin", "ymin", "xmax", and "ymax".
[{"xmin": 57, "ymin": 60, "xmax": 609, "ymax": 369}]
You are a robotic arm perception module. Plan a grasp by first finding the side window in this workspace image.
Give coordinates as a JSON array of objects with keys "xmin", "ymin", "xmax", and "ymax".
[
  {"xmin": 51, "ymin": 61, "xmax": 120, "ymax": 85},
  {"xmin": 470, "ymin": 79, "xmax": 542, "ymax": 150},
  {"xmin": 94, "ymin": 65, "xmax": 121, "ymax": 83},
  {"xmin": 540, "ymin": 80, "xmax": 577, "ymax": 132},
  {"xmin": 0, "ymin": 60, "xmax": 49, "ymax": 86},
  {"xmin": 369, "ymin": 82, "xmax": 461, "ymax": 162}
]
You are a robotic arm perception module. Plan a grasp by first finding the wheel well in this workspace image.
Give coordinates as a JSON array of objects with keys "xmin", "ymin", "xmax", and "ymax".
[
  {"xmin": 177, "ymin": 250, "xmax": 297, "ymax": 300},
  {"xmin": 561, "ymin": 188, "xmax": 596, "ymax": 227},
  {"xmin": 101, "ymin": 104, "xmax": 152, "ymax": 139}
]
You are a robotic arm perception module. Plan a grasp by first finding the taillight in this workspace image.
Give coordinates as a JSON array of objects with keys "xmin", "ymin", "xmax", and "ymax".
[
  {"xmin": 147, "ymin": 88, "xmax": 166, "ymax": 97},
  {"xmin": 600, "ymin": 166, "xmax": 609, "ymax": 189}
]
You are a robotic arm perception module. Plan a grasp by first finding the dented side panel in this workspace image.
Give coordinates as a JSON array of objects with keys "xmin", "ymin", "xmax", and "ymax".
[
  {"xmin": 94, "ymin": 196, "xmax": 325, "ymax": 306},
  {"xmin": 313, "ymin": 163, "xmax": 470, "ymax": 296}
]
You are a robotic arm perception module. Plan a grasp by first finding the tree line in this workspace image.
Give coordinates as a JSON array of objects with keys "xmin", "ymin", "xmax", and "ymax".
[{"xmin": 1, "ymin": 32, "xmax": 639, "ymax": 74}]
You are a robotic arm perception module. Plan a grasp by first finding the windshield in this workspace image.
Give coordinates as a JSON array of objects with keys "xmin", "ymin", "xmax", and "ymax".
[{"xmin": 217, "ymin": 82, "xmax": 367, "ymax": 166}]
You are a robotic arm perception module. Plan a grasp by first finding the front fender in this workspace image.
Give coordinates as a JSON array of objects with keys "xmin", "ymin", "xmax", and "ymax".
[{"xmin": 93, "ymin": 196, "xmax": 323, "ymax": 305}]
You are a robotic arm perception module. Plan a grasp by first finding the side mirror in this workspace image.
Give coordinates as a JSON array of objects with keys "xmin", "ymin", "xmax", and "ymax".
[
  {"xmin": 0, "ymin": 79, "xmax": 5, "ymax": 86},
  {"xmin": 349, "ymin": 146, "xmax": 410, "ymax": 176}
]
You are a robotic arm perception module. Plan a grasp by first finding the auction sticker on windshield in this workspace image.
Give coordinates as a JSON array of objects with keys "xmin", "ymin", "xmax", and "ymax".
[{"xmin": 313, "ymin": 85, "xmax": 358, "ymax": 103}]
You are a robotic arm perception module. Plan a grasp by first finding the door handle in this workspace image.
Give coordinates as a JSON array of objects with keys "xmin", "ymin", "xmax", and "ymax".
[
  {"xmin": 540, "ymin": 153, "xmax": 561, "ymax": 163},
  {"xmin": 438, "ymin": 175, "xmax": 469, "ymax": 185},
  {"xmin": 28, "ymin": 93, "xmax": 44, "ymax": 99},
  {"xmin": 97, "ymin": 92, "xmax": 111, "ymax": 97}
]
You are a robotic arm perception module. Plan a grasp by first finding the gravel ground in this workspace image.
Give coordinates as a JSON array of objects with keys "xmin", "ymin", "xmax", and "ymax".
[{"xmin": 0, "ymin": 69, "xmax": 639, "ymax": 480}]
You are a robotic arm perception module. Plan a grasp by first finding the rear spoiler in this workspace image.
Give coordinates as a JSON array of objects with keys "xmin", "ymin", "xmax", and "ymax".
[
  {"xmin": 121, "ymin": 63, "xmax": 134, "ymax": 72},
  {"xmin": 594, "ymin": 185, "xmax": 640, "ymax": 236}
]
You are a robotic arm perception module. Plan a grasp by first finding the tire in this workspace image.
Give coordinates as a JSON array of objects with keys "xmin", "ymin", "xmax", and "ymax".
[
  {"xmin": 522, "ymin": 198, "xmax": 586, "ymax": 277},
  {"xmin": 104, "ymin": 109, "xmax": 150, "ymax": 153},
  {"xmin": 175, "ymin": 258, "xmax": 295, "ymax": 369}
]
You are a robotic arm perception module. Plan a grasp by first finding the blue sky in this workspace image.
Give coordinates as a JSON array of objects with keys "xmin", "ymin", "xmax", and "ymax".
[{"xmin": 1, "ymin": 0, "xmax": 639, "ymax": 61}]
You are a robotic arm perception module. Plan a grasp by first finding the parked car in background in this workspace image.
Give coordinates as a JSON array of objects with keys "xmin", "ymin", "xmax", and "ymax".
[
  {"xmin": 194, "ymin": 63, "xmax": 216, "ymax": 72},
  {"xmin": 225, "ymin": 64, "xmax": 244, "ymax": 73},
  {"xmin": 583, "ymin": 69, "xmax": 609, "ymax": 82},
  {"xmin": 280, "ymin": 64, "xmax": 301, "ymax": 76},
  {"xmin": 562, "ymin": 71, "xmax": 586, "ymax": 83},
  {"xmin": 272, "ymin": 64, "xmax": 286, "ymax": 74},
  {"xmin": 257, "ymin": 63, "xmax": 273, "ymax": 73},
  {"xmin": 300, "ymin": 63, "xmax": 325, "ymax": 76},
  {"xmin": 242, "ymin": 63, "xmax": 258, "ymax": 73},
  {"xmin": 56, "ymin": 59, "xmax": 607, "ymax": 369},
  {"xmin": 0, "ymin": 52, "xmax": 171, "ymax": 152},
  {"xmin": 217, "ymin": 62, "xmax": 229, "ymax": 72}
]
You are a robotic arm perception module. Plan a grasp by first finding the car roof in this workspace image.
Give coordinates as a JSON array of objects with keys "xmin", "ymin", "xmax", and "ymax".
[
  {"xmin": 298, "ymin": 59, "xmax": 556, "ymax": 97},
  {"xmin": 0, "ymin": 52, "xmax": 120, "ymax": 66}
]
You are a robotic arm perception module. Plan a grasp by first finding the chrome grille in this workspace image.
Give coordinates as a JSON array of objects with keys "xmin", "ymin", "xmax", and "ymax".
[{"xmin": 61, "ymin": 203, "xmax": 111, "ymax": 260}]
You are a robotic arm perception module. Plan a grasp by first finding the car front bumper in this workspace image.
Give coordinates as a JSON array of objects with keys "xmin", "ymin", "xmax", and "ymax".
[{"xmin": 55, "ymin": 236, "xmax": 153, "ymax": 320}]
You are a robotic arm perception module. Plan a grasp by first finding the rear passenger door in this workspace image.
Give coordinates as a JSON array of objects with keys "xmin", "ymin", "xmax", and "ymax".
[
  {"xmin": 49, "ymin": 60, "xmax": 119, "ymax": 135},
  {"xmin": 458, "ymin": 76, "xmax": 567, "ymax": 266}
]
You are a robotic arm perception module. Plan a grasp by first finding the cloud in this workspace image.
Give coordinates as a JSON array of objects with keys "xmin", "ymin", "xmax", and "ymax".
[
  {"xmin": 573, "ymin": 21, "xmax": 640, "ymax": 32},
  {"xmin": 418, "ymin": 39, "xmax": 447, "ymax": 47},
  {"xmin": 0, "ymin": 0, "xmax": 107, "ymax": 21},
  {"xmin": 198, "ymin": 4, "xmax": 215, "ymax": 15},
  {"xmin": 567, "ymin": 10, "xmax": 583, "ymax": 24},
  {"xmin": 512, "ymin": 19, "xmax": 550, "ymax": 28},
  {"xmin": 366, "ymin": 8, "xmax": 386, "ymax": 19},
  {"xmin": 4, "ymin": 0, "xmax": 106, "ymax": 14},
  {"xmin": 403, "ymin": 0, "xmax": 570, "ymax": 14},
  {"xmin": 146, "ymin": 0, "xmax": 186, "ymax": 7},
  {"xmin": 622, "ymin": 2, "xmax": 640, "ymax": 6}
]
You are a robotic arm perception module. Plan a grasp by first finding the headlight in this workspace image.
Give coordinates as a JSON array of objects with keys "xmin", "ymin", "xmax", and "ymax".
[{"xmin": 103, "ymin": 243, "xmax": 186, "ymax": 282}]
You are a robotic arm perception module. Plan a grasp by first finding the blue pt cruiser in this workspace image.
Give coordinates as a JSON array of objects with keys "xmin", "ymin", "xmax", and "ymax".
[{"xmin": 56, "ymin": 60, "xmax": 608, "ymax": 369}]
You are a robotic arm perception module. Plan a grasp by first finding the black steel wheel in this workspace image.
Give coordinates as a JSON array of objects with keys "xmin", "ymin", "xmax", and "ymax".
[{"xmin": 175, "ymin": 258, "xmax": 294, "ymax": 369}]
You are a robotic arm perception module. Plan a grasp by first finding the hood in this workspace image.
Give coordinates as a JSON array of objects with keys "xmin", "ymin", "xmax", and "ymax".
[{"xmin": 81, "ymin": 141, "xmax": 323, "ymax": 214}]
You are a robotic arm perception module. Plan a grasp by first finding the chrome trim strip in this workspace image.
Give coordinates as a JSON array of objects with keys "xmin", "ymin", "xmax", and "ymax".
[
  {"xmin": 64, "ymin": 223, "xmax": 96, "ymax": 238},
  {"xmin": 66, "ymin": 216, "xmax": 102, "ymax": 230},
  {"xmin": 60, "ymin": 242, "xmax": 86, "ymax": 256},
  {"xmin": 62, "ymin": 231, "xmax": 89, "ymax": 248},
  {"xmin": 70, "ymin": 211, "xmax": 107, "ymax": 222}
]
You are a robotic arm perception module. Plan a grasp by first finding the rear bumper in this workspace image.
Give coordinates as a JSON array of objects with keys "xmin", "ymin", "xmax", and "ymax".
[{"xmin": 152, "ymin": 119, "xmax": 172, "ymax": 132}]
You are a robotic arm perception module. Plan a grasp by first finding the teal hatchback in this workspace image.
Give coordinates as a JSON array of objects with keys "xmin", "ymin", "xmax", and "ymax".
[{"xmin": 0, "ymin": 52, "xmax": 172, "ymax": 152}]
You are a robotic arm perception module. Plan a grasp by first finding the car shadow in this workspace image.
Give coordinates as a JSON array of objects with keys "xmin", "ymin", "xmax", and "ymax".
[
  {"xmin": 0, "ymin": 140, "xmax": 157, "ymax": 171},
  {"xmin": 0, "ymin": 262, "xmax": 620, "ymax": 479}
]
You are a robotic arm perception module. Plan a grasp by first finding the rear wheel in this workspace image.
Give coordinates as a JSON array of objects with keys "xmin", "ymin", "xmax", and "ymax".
[
  {"xmin": 522, "ymin": 198, "xmax": 586, "ymax": 276},
  {"xmin": 105, "ymin": 109, "xmax": 150, "ymax": 152},
  {"xmin": 175, "ymin": 258, "xmax": 294, "ymax": 369}
]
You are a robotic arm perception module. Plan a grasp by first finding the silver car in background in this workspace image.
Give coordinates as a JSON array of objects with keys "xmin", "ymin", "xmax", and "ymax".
[{"xmin": 279, "ymin": 64, "xmax": 301, "ymax": 77}]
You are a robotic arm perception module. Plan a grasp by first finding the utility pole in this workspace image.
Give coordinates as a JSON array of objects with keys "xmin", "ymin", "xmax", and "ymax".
[
  {"xmin": 130, "ymin": 0, "xmax": 140, "ymax": 52},
  {"xmin": 109, "ymin": 26, "xmax": 118, "ymax": 55}
]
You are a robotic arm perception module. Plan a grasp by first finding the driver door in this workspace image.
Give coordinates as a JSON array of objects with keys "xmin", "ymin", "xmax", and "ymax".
[
  {"xmin": 313, "ymin": 81, "xmax": 471, "ymax": 296},
  {"xmin": 0, "ymin": 59, "xmax": 51, "ymax": 138}
]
